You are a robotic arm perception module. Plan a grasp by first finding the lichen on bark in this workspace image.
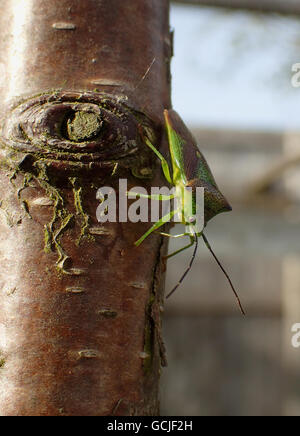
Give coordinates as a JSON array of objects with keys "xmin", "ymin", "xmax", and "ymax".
[
  {"xmin": 66, "ymin": 111, "xmax": 103, "ymax": 142},
  {"xmin": 0, "ymin": 91, "xmax": 156, "ymax": 275}
]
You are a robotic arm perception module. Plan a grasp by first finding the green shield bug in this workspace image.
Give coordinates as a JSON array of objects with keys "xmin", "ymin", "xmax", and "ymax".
[{"xmin": 130, "ymin": 109, "xmax": 245, "ymax": 315}]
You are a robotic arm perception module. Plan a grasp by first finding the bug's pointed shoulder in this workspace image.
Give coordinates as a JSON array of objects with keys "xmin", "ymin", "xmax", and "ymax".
[
  {"xmin": 165, "ymin": 109, "xmax": 232, "ymax": 223},
  {"xmin": 164, "ymin": 109, "xmax": 192, "ymax": 143},
  {"xmin": 164, "ymin": 110, "xmax": 215, "ymax": 182}
]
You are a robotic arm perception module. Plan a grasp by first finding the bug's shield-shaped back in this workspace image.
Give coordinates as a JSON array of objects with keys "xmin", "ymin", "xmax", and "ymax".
[{"xmin": 165, "ymin": 110, "xmax": 232, "ymax": 225}]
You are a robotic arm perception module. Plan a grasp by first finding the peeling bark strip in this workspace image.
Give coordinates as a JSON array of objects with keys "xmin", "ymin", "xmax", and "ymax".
[{"xmin": 0, "ymin": 0, "xmax": 171, "ymax": 416}]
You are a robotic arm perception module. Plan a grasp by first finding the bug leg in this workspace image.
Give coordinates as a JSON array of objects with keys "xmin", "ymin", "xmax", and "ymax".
[
  {"xmin": 127, "ymin": 192, "xmax": 175, "ymax": 201},
  {"xmin": 135, "ymin": 210, "xmax": 177, "ymax": 247},
  {"xmin": 166, "ymin": 235, "xmax": 198, "ymax": 299},
  {"xmin": 147, "ymin": 232, "xmax": 188, "ymax": 271},
  {"xmin": 111, "ymin": 163, "xmax": 118, "ymax": 176},
  {"xmin": 158, "ymin": 232, "xmax": 187, "ymax": 238},
  {"xmin": 143, "ymin": 136, "xmax": 173, "ymax": 184},
  {"xmin": 159, "ymin": 236, "xmax": 192, "ymax": 272},
  {"xmin": 164, "ymin": 237, "xmax": 194, "ymax": 260}
]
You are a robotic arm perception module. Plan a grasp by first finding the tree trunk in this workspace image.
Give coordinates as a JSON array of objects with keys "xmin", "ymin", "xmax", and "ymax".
[{"xmin": 0, "ymin": 0, "xmax": 171, "ymax": 416}]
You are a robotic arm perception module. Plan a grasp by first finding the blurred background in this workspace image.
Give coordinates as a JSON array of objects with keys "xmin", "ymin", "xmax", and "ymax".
[{"xmin": 161, "ymin": 0, "xmax": 300, "ymax": 416}]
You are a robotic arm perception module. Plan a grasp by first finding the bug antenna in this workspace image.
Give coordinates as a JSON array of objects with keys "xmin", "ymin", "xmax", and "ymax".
[
  {"xmin": 202, "ymin": 233, "xmax": 245, "ymax": 316},
  {"xmin": 166, "ymin": 234, "xmax": 198, "ymax": 299}
]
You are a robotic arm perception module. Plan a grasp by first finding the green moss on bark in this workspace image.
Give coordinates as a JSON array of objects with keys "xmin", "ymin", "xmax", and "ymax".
[{"xmin": 66, "ymin": 111, "xmax": 103, "ymax": 142}]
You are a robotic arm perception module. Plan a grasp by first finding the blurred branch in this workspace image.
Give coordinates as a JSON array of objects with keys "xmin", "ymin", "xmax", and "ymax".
[
  {"xmin": 249, "ymin": 154, "xmax": 300, "ymax": 195},
  {"xmin": 172, "ymin": 0, "xmax": 300, "ymax": 15}
]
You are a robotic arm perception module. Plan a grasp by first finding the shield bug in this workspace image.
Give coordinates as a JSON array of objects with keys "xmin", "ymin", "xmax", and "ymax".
[{"xmin": 129, "ymin": 109, "xmax": 245, "ymax": 315}]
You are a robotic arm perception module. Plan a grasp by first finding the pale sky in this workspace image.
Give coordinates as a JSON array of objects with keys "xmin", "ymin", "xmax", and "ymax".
[{"xmin": 171, "ymin": 4, "xmax": 300, "ymax": 131}]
